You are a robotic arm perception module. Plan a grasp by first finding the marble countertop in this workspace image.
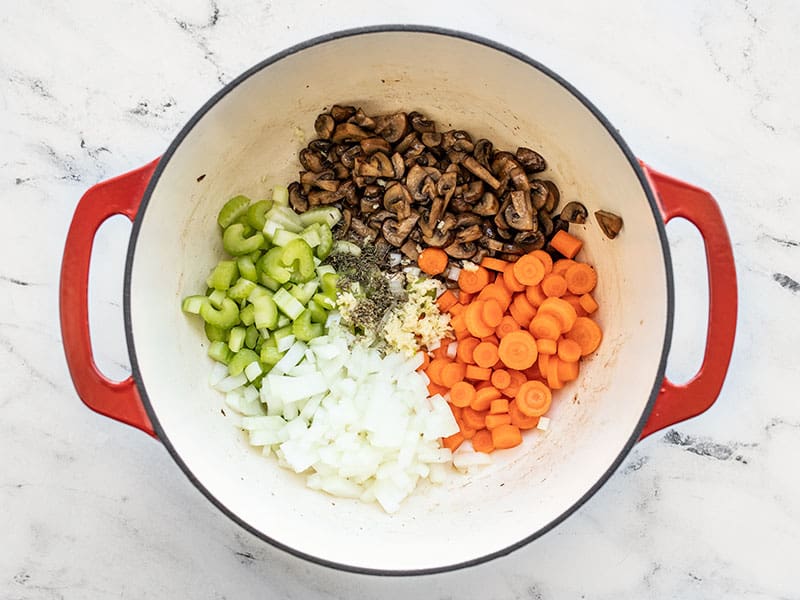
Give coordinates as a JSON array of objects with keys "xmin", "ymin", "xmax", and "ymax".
[{"xmin": 2, "ymin": 1, "xmax": 798, "ymax": 598}]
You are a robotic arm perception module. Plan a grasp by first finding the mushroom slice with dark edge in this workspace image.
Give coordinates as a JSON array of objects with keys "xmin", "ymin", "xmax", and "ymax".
[
  {"xmin": 340, "ymin": 145, "xmax": 364, "ymax": 169},
  {"xmin": 330, "ymin": 105, "xmax": 356, "ymax": 122},
  {"xmin": 299, "ymin": 148, "xmax": 329, "ymax": 173},
  {"xmin": 374, "ymin": 112, "xmax": 409, "ymax": 144},
  {"xmin": 595, "ymin": 210, "xmax": 623, "ymax": 239},
  {"xmin": 390, "ymin": 152, "xmax": 405, "ymax": 179},
  {"xmin": 421, "ymin": 132, "xmax": 442, "ymax": 147},
  {"xmin": 560, "ymin": 201, "xmax": 588, "ymax": 224},
  {"xmin": 350, "ymin": 218, "xmax": 378, "ymax": 241},
  {"xmin": 456, "ymin": 224, "xmax": 483, "ymax": 243},
  {"xmin": 530, "ymin": 181, "xmax": 548, "ymax": 210},
  {"xmin": 409, "ymin": 111, "xmax": 436, "ymax": 133},
  {"xmin": 515, "ymin": 230, "xmax": 545, "ymax": 252},
  {"xmin": 339, "ymin": 208, "xmax": 352, "ymax": 236},
  {"xmin": 462, "ymin": 155, "xmax": 501, "ymax": 189},
  {"xmin": 383, "ymin": 183, "xmax": 413, "ymax": 219},
  {"xmin": 288, "ymin": 182, "xmax": 308, "ymax": 212},
  {"xmin": 382, "ymin": 213, "xmax": 420, "ymax": 246},
  {"xmin": 462, "ymin": 180, "xmax": 484, "ymax": 204},
  {"xmin": 444, "ymin": 241, "xmax": 477, "ymax": 259},
  {"xmin": 474, "ymin": 138, "xmax": 494, "ymax": 169},
  {"xmin": 509, "ymin": 166, "xmax": 530, "ymax": 191},
  {"xmin": 400, "ymin": 239, "xmax": 420, "ymax": 260},
  {"xmin": 370, "ymin": 152, "xmax": 395, "ymax": 178},
  {"xmin": 300, "ymin": 169, "xmax": 339, "ymax": 192},
  {"xmin": 360, "ymin": 136, "xmax": 392, "ymax": 155},
  {"xmin": 538, "ymin": 210, "xmax": 554, "ymax": 237},
  {"xmin": 436, "ymin": 170, "xmax": 458, "ymax": 203},
  {"xmin": 314, "ymin": 114, "xmax": 335, "ymax": 140},
  {"xmin": 484, "ymin": 239, "xmax": 523, "ymax": 255},
  {"xmin": 473, "ymin": 192, "xmax": 500, "ymax": 216},
  {"xmin": 451, "ymin": 131, "xmax": 474, "ymax": 153},
  {"xmin": 542, "ymin": 180, "xmax": 560, "ymax": 213},
  {"xmin": 421, "ymin": 228, "xmax": 454, "ymax": 248},
  {"xmin": 308, "ymin": 189, "xmax": 344, "ymax": 206},
  {"xmin": 504, "ymin": 190, "xmax": 535, "ymax": 230},
  {"xmin": 516, "ymin": 147, "xmax": 547, "ymax": 173},
  {"xmin": 331, "ymin": 123, "xmax": 370, "ymax": 143},
  {"xmin": 351, "ymin": 108, "xmax": 376, "ymax": 129}
]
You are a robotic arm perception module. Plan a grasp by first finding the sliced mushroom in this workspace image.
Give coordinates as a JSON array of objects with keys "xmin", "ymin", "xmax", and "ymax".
[
  {"xmin": 474, "ymin": 139, "xmax": 494, "ymax": 169},
  {"xmin": 340, "ymin": 145, "xmax": 364, "ymax": 168},
  {"xmin": 360, "ymin": 136, "xmax": 392, "ymax": 155},
  {"xmin": 516, "ymin": 147, "xmax": 547, "ymax": 173},
  {"xmin": 444, "ymin": 241, "xmax": 477, "ymax": 259},
  {"xmin": 451, "ymin": 131, "xmax": 474, "ymax": 153},
  {"xmin": 447, "ymin": 150, "xmax": 468, "ymax": 165},
  {"xmin": 390, "ymin": 152, "xmax": 405, "ymax": 179},
  {"xmin": 542, "ymin": 180, "xmax": 560, "ymax": 213},
  {"xmin": 383, "ymin": 182, "xmax": 413, "ymax": 219},
  {"xmin": 367, "ymin": 210, "xmax": 395, "ymax": 227},
  {"xmin": 330, "ymin": 105, "xmax": 356, "ymax": 122},
  {"xmin": 449, "ymin": 197, "xmax": 472, "ymax": 213},
  {"xmin": 395, "ymin": 132, "xmax": 418, "ymax": 154},
  {"xmin": 595, "ymin": 210, "xmax": 623, "ymax": 239},
  {"xmin": 370, "ymin": 152, "xmax": 395, "ymax": 178},
  {"xmin": 503, "ymin": 190, "xmax": 535, "ymax": 230},
  {"xmin": 351, "ymin": 108, "xmax": 376, "ymax": 130},
  {"xmin": 339, "ymin": 180, "xmax": 357, "ymax": 206},
  {"xmin": 495, "ymin": 225, "xmax": 514, "ymax": 240},
  {"xmin": 421, "ymin": 229, "xmax": 455, "ymax": 248},
  {"xmin": 300, "ymin": 169, "xmax": 339, "ymax": 192},
  {"xmin": 340, "ymin": 207, "xmax": 352, "ymax": 236},
  {"xmin": 333, "ymin": 163, "xmax": 350, "ymax": 179},
  {"xmin": 473, "ymin": 247, "xmax": 489, "ymax": 263},
  {"xmin": 473, "ymin": 192, "xmax": 500, "ymax": 216},
  {"xmin": 509, "ymin": 166, "xmax": 530, "ymax": 191},
  {"xmin": 400, "ymin": 239, "xmax": 420, "ymax": 260},
  {"xmin": 308, "ymin": 189, "xmax": 344, "ymax": 206},
  {"xmin": 405, "ymin": 164, "xmax": 428, "ymax": 200},
  {"xmin": 552, "ymin": 217, "xmax": 570, "ymax": 238},
  {"xmin": 436, "ymin": 170, "xmax": 458, "ymax": 203},
  {"xmin": 360, "ymin": 197, "xmax": 380, "ymax": 214},
  {"xmin": 382, "ymin": 213, "xmax": 420, "ymax": 246},
  {"xmin": 409, "ymin": 111, "xmax": 436, "ymax": 133},
  {"xmin": 462, "ymin": 155, "xmax": 501, "ymax": 189},
  {"xmin": 538, "ymin": 210, "xmax": 554, "ymax": 237},
  {"xmin": 374, "ymin": 112, "xmax": 408, "ymax": 144},
  {"xmin": 463, "ymin": 180, "xmax": 484, "ymax": 203},
  {"xmin": 530, "ymin": 181, "xmax": 548, "ymax": 210},
  {"xmin": 314, "ymin": 114, "xmax": 335, "ymax": 140},
  {"xmin": 421, "ymin": 132, "xmax": 442, "ymax": 147},
  {"xmin": 308, "ymin": 139, "xmax": 332, "ymax": 155},
  {"xmin": 402, "ymin": 137, "xmax": 426, "ymax": 163},
  {"xmin": 350, "ymin": 217, "xmax": 378, "ymax": 241},
  {"xmin": 484, "ymin": 239, "xmax": 523, "ymax": 255},
  {"xmin": 288, "ymin": 182, "xmax": 308, "ymax": 212},
  {"xmin": 514, "ymin": 230, "xmax": 545, "ymax": 252},
  {"xmin": 299, "ymin": 148, "xmax": 329, "ymax": 173},
  {"xmin": 456, "ymin": 224, "xmax": 483, "ymax": 243},
  {"xmin": 561, "ymin": 201, "xmax": 588, "ymax": 224},
  {"xmin": 331, "ymin": 123, "xmax": 370, "ymax": 143}
]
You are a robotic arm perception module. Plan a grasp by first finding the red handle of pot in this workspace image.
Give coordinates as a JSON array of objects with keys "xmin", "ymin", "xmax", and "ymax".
[
  {"xmin": 639, "ymin": 163, "xmax": 737, "ymax": 438},
  {"xmin": 60, "ymin": 160, "xmax": 159, "ymax": 437}
]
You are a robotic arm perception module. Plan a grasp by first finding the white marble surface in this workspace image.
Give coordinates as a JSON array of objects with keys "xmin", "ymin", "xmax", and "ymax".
[{"xmin": 2, "ymin": 0, "xmax": 799, "ymax": 597}]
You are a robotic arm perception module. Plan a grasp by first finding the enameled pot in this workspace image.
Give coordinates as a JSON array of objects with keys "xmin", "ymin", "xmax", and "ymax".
[{"xmin": 59, "ymin": 26, "xmax": 737, "ymax": 575}]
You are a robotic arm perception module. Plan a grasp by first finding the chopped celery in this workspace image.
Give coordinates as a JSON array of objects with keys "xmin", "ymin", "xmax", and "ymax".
[
  {"xmin": 227, "ymin": 277, "xmax": 257, "ymax": 302},
  {"xmin": 307, "ymin": 299, "xmax": 328, "ymax": 323},
  {"xmin": 281, "ymin": 239, "xmax": 315, "ymax": 283},
  {"xmin": 204, "ymin": 322, "xmax": 228, "ymax": 342},
  {"xmin": 292, "ymin": 310, "xmax": 324, "ymax": 342},
  {"xmin": 313, "ymin": 292, "xmax": 336, "ymax": 310},
  {"xmin": 239, "ymin": 303, "xmax": 255, "ymax": 326},
  {"xmin": 237, "ymin": 256, "xmax": 258, "ymax": 282},
  {"xmin": 182, "ymin": 295, "xmax": 208, "ymax": 315},
  {"xmin": 228, "ymin": 326, "xmax": 246, "ymax": 352},
  {"xmin": 217, "ymin": 195, "xmax": 250, "ymax": 229},
  {"xmin": 272, "ymin": 324, "xmax": 294, "ymax": 345},
  {"xmin": 247, "ymin": 285, "xmax": 273, "ymax": 304},
  {"xmin": 260, "ymin": 338, "xmax": 284, "ymax": 365},
  {"xmin": 272, "ymin": 185, "xmax": 289, "ymax": 206},
  {"xmin": 206, "ymin": 260, "xmax": 239, "ymax": 290},
  {"xmin": 200, "ymin": 298, "xmax": 240, "ymax": 329},
  {"xmin": 316, "ymin": 264, "xmax": 336, "ymax": 278},
  {"xmin": 321, "ymin": 272, "xmax": 339, "ymax": 297},
  {"xmin": 208, "ymin": 341, "xmax": 232, "ymax": 364},
  {"xmin": 259, "ymin": 247, "xmax": 291, "ymax": 284},
  {"xmin": 245, "ymin": 325, "xmax": 259, "ymax": 349},
  {"xmin": 315, "ymin": 223, "xmax": 333, "ymax": 260},
  {"xmin": 228, "ymin": 348, "xmax": 260, "ymax": 376},
  {"xmin": 223, "ymin": 223, "xmax": 265, "ymax": 256},
  {"xmin": 272, "ymin": 229, "xmax": 301, "ymax": 247},
  {"xmin": 300, "ymin": 225, "xmax": 322, "ymax": 248},
  {"xmin": 298, "ymin": 206, "xmax": 342, "ymax": 228},
  {"xmin": 207, "ymin": 289, "xmax": 227, "ymax": 309},
  {"xmin": 246, "ymin": 199, "xmax": 273, "ymax": 231},
  {"xmin": 258, "ymin": 272, "xmax": 281, "ymax": 291},
  {"xmin": 273, "ymin": 288, "xmax": 305, "ymax": 320},
  {"xmin": 264, "ymin": 206, "xmax": 303, "ymax": 233},
  {"xmin": 253, "ymin": 295, "xmax": 278, "ymax": 330},
  {"xmin": 333, "ymin": 240, "xmax": 361, "ymax": 256},
  {"xmin": 277, "ymin": 315, "xmax": 291, "ymax": 328},
  {"xmin": 288, "ymin": 280, "xmax": 318, "ymax": 305}
]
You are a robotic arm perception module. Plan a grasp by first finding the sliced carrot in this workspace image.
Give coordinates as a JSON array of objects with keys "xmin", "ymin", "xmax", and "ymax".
[
  {"xmin": 525, "ymin": 283, "xmax": 548, "ymax": 308},
  {"xmin": 513, "ymin": 253, "xmax": 546, "ymax": 286},
  {"xmin": 502, "ymin": 263, "xmax": 526, "ymax": 292},
  {"xmin": 531, "ymin": 250, "xmax": 553, "ymax": 274},
  {"xmin": 491, "ymin": 423, "xmax": 522, "ymax": 449},
  {"xmin": 459, "ymin": 290, "xmax": 474, "ymax": 304},
  {"xmin": 563, "ymin": 294, "xmax": 588, "ymax": 317},
  {"xmin": 497, "ymin": 330, "xmax": 538, "ymax": 370},
  {"xmin": 471, "ymin": 429, "xmax": 495, "ymax": 453},
  {"xmin": 550, "ymin": 230, "xmax": 583, "ymax": 259},
  {"xmin": 481, "ymin": 299, "xmax": 504, "ymax": 328},
  {"xmin": 504, "ymin": 369, "xmax": 527, "ymax": 397},
  {"xmin": 490, "ymin": 398, "xmax": 509, "ymax": 414},
  {"xmin": 441, "ymin": 362, "xmax": 466, "ymax": 387},
  {"xmin": 450, "ymin": 312, "xmax": 467, "ymax": 333},
  {"xmin": 579, "ymin": 293, "xmax": 599, "ymax": 314},
  {"xmin": 558, "ymin": 338, "xmax": 582, "ymax": 363},
  {"xmin": 537, "ymin": 297, "xmax": 578, "ymax": 333},
  {"xmin": 553, "ymin": 258, "xmax": 577, "ymax": 276},
  {"xmin": 516, "ymin": 380, "xmax": 552, "ymax": 417},
  {"xmin": 509, "ymin": 294, "xmax": 536, "ymax": 328},
  {"xmin": 485, "ymin": 413, "xmax": 512, "ymax": 429},
  {"xmin": 541, "ymin": 273, "xmax": 567, "ymax": 298},
  {"xmin": 496, "ymin": 315, "xmax": 521, "ymax": 339},
  {"xmin": 456, "ymin": 336, "xmax": 481, "ymax": 364},
  {"xmin": 427, "ymin": 358, "xmax": 448, "ymax": 386},
  {"xmin": 524, "ymin": 363, "xmax": 543, "ymax": 381},
  {"xmin": 537, "ymin": 352, "xmax": 550, "ymax": 380},
  {"xmin": 436, "ymin": 289, "xmax": 458, "ymax": 312},
  {"xmin": 567, "ymin": 316, "xmax": 603, "ymax": 356},
  {"xmin": 557, "ymin": 358, "xmax": 580, "ymax": 382},
  {"xmin": 475, "ymin": 380, "xmax": 494, "ymax": 390},
  {"xmin": 491, "ymin": 369, "xmax": 511, "ymax": 390},
  {"xmin": 509, "ymin": 400, "xmax": 540, "ymax": 429},
  {"xmin": 465, "ymin": 300, "xmax": 495, "ymax": 338},
  {"xmin": 473, "ymin": 341, "xmax": 500, "ymax": 369},
  {"xmin": 418, "ymin": 247, "xmax": 449, "ymax": 275},
  {"xmin": 536, "ymin": 338, "xmax": 557, "ymax": 355},
  {"xmin": 428, "ymin": 382, "xmax": 449, "ymax": 396},
  {"xmin": 529, "ymin": 313, "xmax": 561, "ymax": 341},
  {"xmin": 465, "ymin": 364, "xmax": 492, "ymax": 381},
  {"xmin": 462, "ymin": 406, "xmax": 488, "ymax": 430},
  {"xmin": 449, "ymin": 380, "xmax": 476, "ymax": 408},
  {"xmin": 442, "ymin": 432, "xmax": 464, "ymax": 451},
  {"xmin": 481, "ymin": 334, "xmax": 500, "ymax": 346},
  {"xmin": 547, "ymin": 356, "xmax": 564, "ymax": 390},
  {"xmin": 461, "ymin": 425, "xmax": 477, "ymax": 440},
  {"xmin": 477, "ymin": 283, "xmax": 512, "ymax": 312},
  {"xmin": 480, "ymin": 257, "xmax": 510, "ymax": 272},
  {"xmin": 565, "ymin": 263, "xmax": 597, "ymax": 294},
  {"xmin": 448, "ymin": 302, "xmax": 466, "ymax": 316},
  {"xmin": 458, "ymin": 266, "xmax": 491, "ymax": 294},
  {"xmin": 472, "ymin": 386, "xmax": 502, "ymax": 410},
  {"xmin": 455, "ymin": 327, "xmax": 471, "ymax": 341},
  {"xmin": 432, "ymin": 344, "xmax": 449, "ymax": 360}
]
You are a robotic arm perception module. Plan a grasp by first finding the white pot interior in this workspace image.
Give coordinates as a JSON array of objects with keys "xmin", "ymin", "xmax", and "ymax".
[{"xmin": 128, "ymin": 30, "xmax": 669, "ymax": 572}]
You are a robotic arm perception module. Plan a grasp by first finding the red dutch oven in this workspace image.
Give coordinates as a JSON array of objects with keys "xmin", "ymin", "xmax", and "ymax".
[{"xmin": 59, "ymin": 27, "xmax": 737, "ymax": 574}]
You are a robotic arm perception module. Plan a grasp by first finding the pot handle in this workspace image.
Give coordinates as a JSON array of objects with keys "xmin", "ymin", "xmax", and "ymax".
[
  {"xmin": 59, "ymin": 160, "xmax": 160, "ymax": 438},
  {"xmin": 639, "ymin": 163, "xmax": 737, "ymax": 438}
]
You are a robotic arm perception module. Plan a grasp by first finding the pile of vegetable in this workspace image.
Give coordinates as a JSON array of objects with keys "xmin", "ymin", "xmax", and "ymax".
[{"xmin": 182, "ymin": 106, "xmax": 621, "ymax": 513}]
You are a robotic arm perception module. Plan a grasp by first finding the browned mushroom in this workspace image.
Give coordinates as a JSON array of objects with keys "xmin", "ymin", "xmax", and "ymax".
[
  {"xmin": 308, "ymin": 139, "xmax": 332, "ymax": 155},
  {"xmin": 383, "ymin": 182, "xmax": 413, "ymax": 219},
  {"xmin": 350, "ymin": 217, "xmax": 378, "ymax": 241},
  {"xmin": 400, "ymin": 239, "xmax": 420, "ymax": 260},
  {"xmin": 395, "ymin": 132, "xmax": 418, "ymax": 154},
  {"xmin": 462, "ymin": 155, "xmax": 501, "ymax": 189},
  {"xmin": 308, "ymin": 189, "xmax": 344, "ymax": 206},
  {"xmin": 360, "ymin": 136, "xmax": 392, "ymax": 155},
  {"xmin": 515, "ymin": 230, "xmax": 545, "ymax": 251},
  {"xmin": 473, "ymin": 192, "xmax": 500, "ymax": 216},
  {"xmin": 474, "ymin": 139, "xmax": 494, "ymax": 169},
  {"xmin": 382, "ymin": 213, "xmax": 420, "ymax": 246},
  {"xmin": 288, "ymin": 182, "xmax": 308, "ymax": 212},
  {"xmin": 463, "ymin": 180, "xmax": 484, "ymax": 204},
  {"xmin": 484, "ymin": 239, "xmax": 523, "ymax": 255},
  {"xmin": 330, "ymin": 105, "xmax": 356, "ymax": 122},
  {"xmin": 444, "ymin": 241, "xmax": 477, "ymax": 259},
  {"xmin": 360, "ymin": 197, "xmax": 381, "ymax": 214},
  {"xmin": 509, "ymin": 166, "xmax": 530, "ymax": 191},
  {"xmin": 340, "ymin": 145, "xmax": 364, "ymax": 169},
  {"xmin": 340, "ymin": 207, "xmax": 352, "ymax": 236},
  {"xmin": 503, "ymin": 190, "xmax": 535, "ymax": 230},
  {"xmin": 374, "ymin": 112, "xmax": 408, "ymax": 144},
  {"xmin": 561, "ymin": 201, "xmax": 588, "ymax": 224},
  {"xmin": 409, "ymin": 111, "xmax": 436, "ymax": 133},
  {"xmin": 542, "ymin": 180, "xmax": 560, "ymax": 213},
  {"xmin": 436, "ymin": 170, "xmax": 458, "ymax": 202},
  {"xmin": 314, "ymin": 114, "xmax": 335, "ymax": 140},
  {"xmin": 538, "ymin": 210, "xmax": 554, "ymax": 237},
  {"xmin": 516, "ymin": 147, "xmax": 547, "ymax": 173},
  {"xmin": 332, "ymin": 123, "xmax": 370, "ymax": 143},
  {"xmin": 390, "ymin": 152, "xmax": 405, "ymax": 179},
  {"xmin": 351, "ymin": 108, "xmax": 376, "ymax": 129},
  {"xmin": 299, "ymin": 148, "xmax": 329, "ymax": 173},
  {"xmin": 595, "ymin": 210, "xmax": 623, "ymax": 239},
  {"xmin": 367, "ymin": 210, "xmax": 396, "ymax": 228},
  {"xmin": 456, "ymin": 224, "xmax": 483, "ymax": 243},
  {"xmin": 422, "ymin": 229, "xmax": 455, "ymax": 248},
  {"xmin": 530, "ymin": 181, "xmax": 548, "ymax": 210},
  {"xmin": 421, "ymin": 132, "xmax": 442, "ymax": 147},
  {"xmin": 300, "ymin": 169, "xmax": 339, "ymax": 192},
  {"xmin": 339, "ymin": 180, "xmax": 357, "ymax": 206},
  {"xmin": 451, "ymin": 131, "xmax": 474, "ymax": 153}
]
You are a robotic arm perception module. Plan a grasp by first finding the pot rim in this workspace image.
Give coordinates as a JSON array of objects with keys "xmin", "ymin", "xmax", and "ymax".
[{"xmin": 123, "ymin": 24, "xmax": 675, "ymax": 576}]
